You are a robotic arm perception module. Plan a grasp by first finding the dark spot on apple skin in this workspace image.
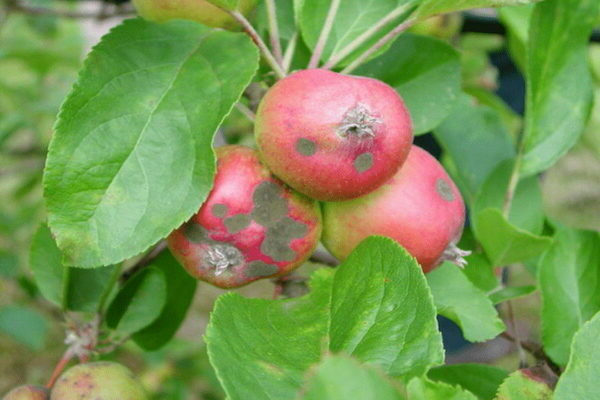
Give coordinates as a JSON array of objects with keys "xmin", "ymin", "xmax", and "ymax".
[
  {"xmin": 251, "ymin": 181, "xmax": 288, "ymax": 226},
  {"xmin": 436, "ymin": 178, "xmax": 454, "ymax": 201},
  {"xmin": 295, "ymin": 138, "xmax": 317, "ymax": 156},
  {"xmin": 261, "ymin": 217, "xmax": 308, "ymax": 262},
  {"xmin": 184, "ymin": 222, "xmax": 209, "ymax": 243},
  {"xmin": 245, "ymin": 261, "xmax": 279, "ymax": 278},
  {"xmin": 354, "ymin": 152, "xmax": 373, "ymax": 173},
  {"xmin": 224, "ymin": 214, "xmax": 251, "ymax": 234},
  {"xmin": 212, "ymin": 203, "xmax": 228, "ymax": 218}
]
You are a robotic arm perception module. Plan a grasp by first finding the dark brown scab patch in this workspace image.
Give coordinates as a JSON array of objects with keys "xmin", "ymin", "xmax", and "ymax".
[
  {"xmin": 184, "ymin": 222, "xmax": 209, "ymax": 243},
  {"xmin": 224, "ymin": 214, "xmax": 251, "ymax": 234},
  {"xmin": 245, "ymin": 260, "xmax": 279, "ymax": 278},
  {"xmin": 203, "ymin": 243, "xmax": 244, "ymax": 275},
  {"xmin": 436, "ymin": 178, "xmax": 455, "ymax": 201},
  {"xmin": 354, "ymin": 152, "xmax": 374, "ymax": 173},
  {"xmin": 251, "ymin": 181, "xmax": 288, "ymax": 227},
  {"xmin": 212, "ymin": 203, "xmax": 228, "ymax": 218},
  {"xmin": 261, "ymin": 217, "xmax": 309, "ymax": 262},
  {"xmin": 295, "ymin": 138, "xmax": 317, "ymax": 156}
]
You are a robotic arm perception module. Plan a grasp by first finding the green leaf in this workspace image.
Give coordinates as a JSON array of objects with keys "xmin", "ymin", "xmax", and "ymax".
[
  {"xmin": 434, "ymin": 94, "xmax": 515, "ymax": 204},
  {"xmin": 554, "ymin": 311, "xmax": 600, "ymax": 399},
  {"xmin": 206, "ymin": 237, "xmax": 443, "ymax": 400},
  {"xmin": 0, "ymin": 306, "xmax": 47, "ymax": 350},
  {"xmin": 133, "ymin": 251, "xmax": 197, "ymax": 350},
  {"xmin": 475, "ymin": 208, "xmax": 552, "ymax": 266},
  {"xmin": 66, "ymin": 265, "xmax": 119, "ymax": 312},
  {"xmin": 521, "ymin": 0, "xmax": 600, "ymax": 176},
  {"xmin": 494, "ymin": 370, "xmax": 552, "ymax": 400},
  {"xmin": 427, "ymin": 263, "xmax": 505, "ymax": 342},
  {"xmin": 407, "ymin": 378, "xmax": 477, "ymax": 400},
  {"xmin": 205, "ymin": 0, "xmax": 238, "ymax": 10},
  {"xmin": 462, "ymin": 253, "xmax": 498, "ymax": 292},
  {"xmin": 489, "ymin": 285, "xmax": 536, "ymax": 305},
  {"xmin": 473, "ymin": 160, "xmax": 545, "ymax": 235},
  {"xmin": 29, "ymin": 223, "xmax": 120, "ymax": 312},
  {"xmin": 498, "ymin": 5, "xmax": 534, "ymax": 73},
  {"xmin": 106, "ymin": 267, "xmax": 167, "ymax": 336},
  {"xmin": 538, "ymin": 226, "xmax": 600, "ymax": 366},
  {"xmin": 302, "ymin": 355, "xmax": 404, "ymax": 400},
  {"xmin": 29, "ymin": 224, "xmax": 65, "ymax": 307},
  {"xmin": 299, "ymin": 0, "xmax": 414, "ymax": 66},
  {"xmin": 356, "ymin": 33, "xmax": 461, "ymax": 135},
  {"xmin": 428, "ymin": 364, "xmax": 509, "ymax": 400},
  {"xmin": 43, "ymin": 19, "xmax": 259, "ymax": 267},
  {"xmin": 416, "ymin": 0, "xmax": 542, "ymax": 20}
]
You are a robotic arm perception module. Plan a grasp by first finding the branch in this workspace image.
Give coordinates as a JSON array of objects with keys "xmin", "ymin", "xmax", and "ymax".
[
  {"xmin": 501, "ymin": 331, "xmax": 562, "ymax": 375},
  {"xmin": 322, "ymin": 2, "xmax": 413, "ymax": 70},
  {"xmin": 265, "ymin": 0, "xmax": 283, "ymax": 65},
  {"xmin": 308, "ymin": 0, "xmax": 341, "ymax": 69},
  {"xmin": 120, "ymin": 240, "xmax": 168, "ymax": 283},
  {"xmin": 282, "ymin": 31, "xmax": 298, "ymax": 73},
  {"xmin": 228, "ymin": 10, "xmax": 286, "ymax": 79},
  {"xmin": 340, "ymin": 16, "xmax": 416, "ymax": 74}
]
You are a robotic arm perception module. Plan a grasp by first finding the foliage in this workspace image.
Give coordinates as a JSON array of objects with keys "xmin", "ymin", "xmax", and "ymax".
[{"xmin": 1, "ymin": 0, "xmax": 600, "ymax": 398}]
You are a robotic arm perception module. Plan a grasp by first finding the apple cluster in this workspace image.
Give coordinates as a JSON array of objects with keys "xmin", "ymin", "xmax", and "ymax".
[
  {"xmin": 3, "ymin": 362, "xmax": 147, "ymax": 400},
  {"xmin": 167, "ymin": 69, "xmax": 467, "ymax": 288}
]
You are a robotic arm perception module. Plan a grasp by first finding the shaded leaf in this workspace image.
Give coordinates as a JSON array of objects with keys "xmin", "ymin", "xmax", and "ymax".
[
  {"xmin": 489, "ymin": 285, "xmax": 535, "ymax": 305},
  {"xmin": 0, "ymin": 306, "xmax": 47, "ymax": 350},
  {"xmin": 427, "ymin": 263, "xmax": 505, "ymax": 342},
  {"xmin": 407, "ymin": 378, "xmax": 477, "ymax": 400},
  {"xmin": 428, "ymin": 363, "xmax": 509, "ymax": 400}
]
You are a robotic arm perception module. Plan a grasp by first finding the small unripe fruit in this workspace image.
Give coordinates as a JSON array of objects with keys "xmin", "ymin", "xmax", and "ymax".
[
  {"xmin": 168, "ymin": 145, "xmax": 322, "ymax": 288},
  {"xmin": 3, "ymin": 385, "xmax": 48, "ymax": 400},
  {"xmin": 322, "ymin": 146, "xmax": 467, "ymax": 273},
  {"xmin": 133, "ymin": 0, "xmax": 256, "ymax": 30},
  {"xmin": 50, "ymin": 362, "xmax": 147, "ymax": 400},
  {"xmin": 255, "ymin": 69, "xmax": 413, "ymax": 201}
]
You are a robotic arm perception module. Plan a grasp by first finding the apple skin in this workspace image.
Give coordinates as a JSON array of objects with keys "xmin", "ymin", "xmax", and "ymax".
[
  {"xmin": 255, "ymin": 69, "xmax": 413, "ymax": 201},
  {"xmin": 322, "ymin": 145, "xmax": 466, "ymax": 273},
  {"xmin": 133, "ymin": 0, "xmax": 256, "ymax": 30},
  {"xmin": 167, "ymin": 145, "xmax": 322, "ymax": 288},
  {"xmin": 49, "ymin": 362, "xmax": 147, "ymax": 400},
  {"xmin": 3, "ymin": 386, "xmax": 48, "ymax": 400}
]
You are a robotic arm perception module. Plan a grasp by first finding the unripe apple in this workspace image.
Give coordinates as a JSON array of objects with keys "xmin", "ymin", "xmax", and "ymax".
[
  {"xmin": 50, "ymin": 362, "xmax": 147, "ymax": 400},
  {"xmin": 168, "ymin": 145, "xmax": 322, "ymax": 288},
  {"xmin": 3, "ymin": 385, "xmax": 48, "ymax": 400},
  {"xmin": 255, "ymin": 69, "xmax": 413, "ymax": 201},
  {"xmin": 322, "ymin": 146, "xmax": 467, "ymax": 273},
  {"xmin": 133, "ymin": 0, "xmax": 256, "ymax": 30}
]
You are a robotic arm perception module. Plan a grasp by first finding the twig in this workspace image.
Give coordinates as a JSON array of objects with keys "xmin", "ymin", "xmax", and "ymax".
[
  {"xmin": 6, "ymin": 1, "xmax": 135, "ymax": 19},
  {"xmin": 265, "ymin": 0, "xmax": 283, "ymax": 65},
  {"xmin": 228, "ymin": 10, "xmax": 286, "ymax": 79},
  {"xmin": 120, "ymin": 240, "xmax": 167, "ymax": 283},
  {"xmin": 309, "ymin": 250, "xmax": 339, "ymax": 267},
  {"xmin": 502, "ymin": 139, "xmax": 526, "ymax": 216},
  {"xmin": 322, "ymin": 3, "xmax": 413, "ymax": 70},
  {"xmin": 282, "ymin": 31, "xmax": 298, "ymax": 73},
  {"xmin": 340, "ymin": 17, "xmax": 416, "ymax": 74},
  {"xmin": 308, "ymin": 0, "xmax": 341, "ymax": 69},
  {"xmin": 235, "ymin": 102, "xmax": 256, "ymax": 122},
  {"xmin": 505, "ymin": 299, "xmax": 528, "ymax": 368},
  {"xmin": 501, "ymin": 331, "xmax": 562, "ymax": 375},
  {"xmin": 46, "ymin": 348, "xmax": 74, "ymax": 389}
]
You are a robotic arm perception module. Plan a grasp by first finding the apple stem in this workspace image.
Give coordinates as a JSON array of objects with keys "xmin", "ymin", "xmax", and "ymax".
[
  {"xmin": 282, "ymin": 31, "xmax": 298, "ymax": 73},
  {"xmin": 229, "ymin": 10, "xmax": 286, "ymax": 80},
  {"xmin": 235, "ymin": 102, "xmax": 256, "ymax": 122},
  {"xmin": 46, "ymin": 348, "xmax": 74, "ymax": 389},
  {"xmin": 340, "ymin": 16, "xmax": 417, "ymax": 75},
  {"xmin": 308, "ymin": 0, "xmax": 341, "ymax": 69},
  {"xmin": 322, "ymin": 2, "xmax": 415, "ymax": 71},
  {"xmin": 265, "ymin": 0, "xmax": 284, "ymax": 65}
]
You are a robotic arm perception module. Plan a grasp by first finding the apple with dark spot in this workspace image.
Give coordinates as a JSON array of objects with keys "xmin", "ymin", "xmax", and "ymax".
[
  {"xmin": 3, "ymin": 385, "xmax": 48, "ymax": 400},
  {"xmin": 255, "ymin": 68, "xmax": 413, "ymax": 201},
  {"xmin": 168, "ymin": 145, "xmax": 322, "ymax": 288},
  {"xmin": 322, "ymin": 145, "xmax": 468, "ymax": 272},
  {"xmin": 50, "ymin": 362, "xmax": 147, "ymax": 400}
]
